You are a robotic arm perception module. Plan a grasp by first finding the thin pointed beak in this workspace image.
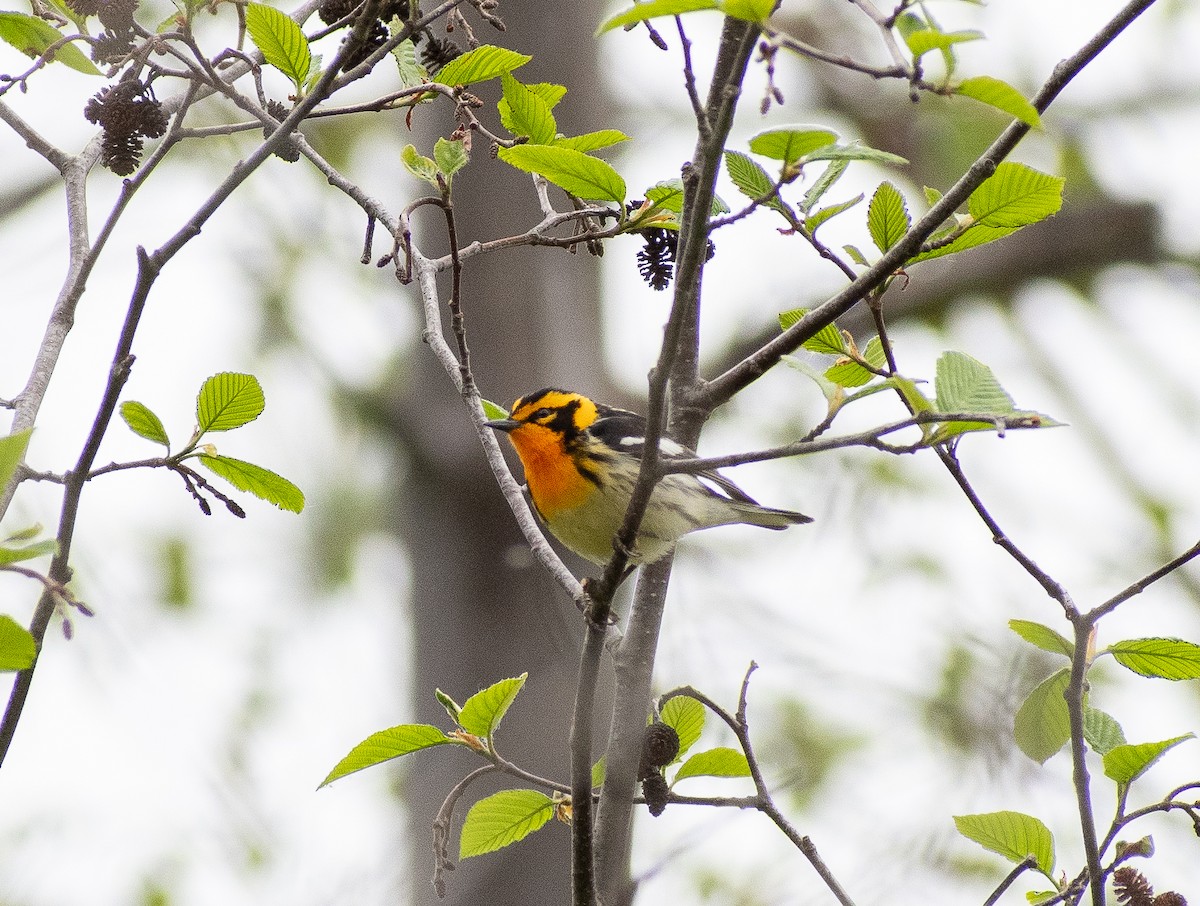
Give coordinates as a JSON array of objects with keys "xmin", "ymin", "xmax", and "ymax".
[{"xmin": 486, "ymin": 418, "xmax": 519, "ymax": 432}]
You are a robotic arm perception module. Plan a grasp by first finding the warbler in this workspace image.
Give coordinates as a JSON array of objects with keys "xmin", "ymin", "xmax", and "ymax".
[{"xmin": 487, "ymin": 388, "xmax": 812, "ymax": 565}]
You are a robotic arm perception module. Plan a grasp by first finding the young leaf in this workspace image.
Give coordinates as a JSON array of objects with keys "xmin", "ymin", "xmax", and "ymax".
[
  {"xmin": 778, "ymin": 308, "xmax": 846, "ymax": 355},
  {"xmin": 1013, "ymin": 668, "xmax": 1070, "ymax": 764},
  {"xmin": 1108, "ymin": 637, "xmax": 1200, "ymax": 680},
  {"xmin": 591, "ymin": 756, "xmax": 606, "ymax": 788},
  {"xmin": 0, "ymin": 429, "xmax": 32, "ymax": 491},
  {"xmin": 197, "ymin": 455, "xmax": 305, "ymax": 513},
  {"xmin": 953, "ymin": 811, "xmax": 1055, "ymax": 876},
  {"xmin": 458, "ymin": 674, "xmax": 528, "ymax": 738},
  {"xmin": 245, "ymin": 3, "xmax": 313, "ymax": 90},
  {"xmin": 0, "ymin": 538, "xmax": 58, "ymax": 565},
  {"xmin": 1083, "ymin": 707, "xmax": 1127, "ymax": 756},
  {"xmin": 748, "ymin": 127, "xmax": 837, "ymax": 165},
  {"xmin": 0, "ymin": 615, "xmax": 37, "ymax": 672},
  {"xmin": 643, "ymin": 179, "xmax": 727, "ymax": 216},
  {"xmin": 1103, "ymin": 735, "xmax": 1194, "ymax": 786},
  {"xmin": 481, "ymin": 398, "xmax": 510, "ymax": 421},
  {"xmin": 196, "ymin": 373, "xmax": 266, "ymax": 433},
  {"xmin": 120, "ymin": 401, "xmax": 171, "ymax": 448},
  {"xmin": 867, "ymin": 182, "xmax": 910, "ymax": 253},
  {"xmin": 721, "ymin": 0, "xmax": 776, "ymax": 23},
  {"xmin": 671, "ymin": 747, "xmax": 751, "ymax": 783},
  {"xmin": 781, "ymin": 355, "xmax": 842, "ymax": 407},
  {"xmin": 553, "ymin": 130, "xmax": 630, "ymax": 153},
  {"xmin": 800, "ymin": 142, "xmax": 907, "ymax": 167},
  {"xmin": 598, "ymin": 0, "xmax": 718, "ymax": 33},
  {"xmin": 389, "ymin": 36, "xmax": 428, "ymax": 88},
  {"xmin": 934, "ymin": 352, "xmax": 1015, "ymax": 414},
  {"xmin": 433, "ymin": 45, "xmax": 531, "ymax": 86},
  {"xmin": 660, "ymin": 696, "xmax": 704, "ymax": 761},
  {"xmin": 401, "ymin": 144, "xmax": 441, "ymax": 187},
  {"xmin": 0, "ymin": 12, "xmax": 101, "ymax": 75},
  {"xmin": 499, "ymin": 72, "xmax": 557, "ymax": 144},
  {"xmin": 1008, "ymin": 619, "xmax": 1071, "ymax": 657},
  {"xmin": 724, "ymin": 150, "xmax": 786, "ymax": 214},
  {"xmin": 904, "ymin": 27, "xmax": 983, "ymax": 60},
  {"xmin": 434, "ymin": 137, "xmax": 469, "ymax": 183},
  {"xmin": 498, "ymin": 145, "xmax": 625, "ymax": 204},
  {"xmin": 435, "ymin": 689, "xmax": 462, "ymax": 723},
  {"xmin": 825, "ymin": 340, "xmax": 885, "ymax": 389},
  {"xmin": 955, "ymin": 76, "xmax": 1041, "ymax": 129},
  {"xmin": 969, "ymin": 162, "xmax": 1062, "ymax": 229},
  {"xmin": 459, "ymin": 789, "xmax": 555, "ymax": 858},
  {"xmin": 802, "ymin": 159, "xmax": 849, "ymax": 212},
  {"xmin": 805, "ymin": 194, "xmax": 863, "ymax": 235},
  {"xmin": 319, "ymin": 723, "xmax": 452, "ymax": 787}
]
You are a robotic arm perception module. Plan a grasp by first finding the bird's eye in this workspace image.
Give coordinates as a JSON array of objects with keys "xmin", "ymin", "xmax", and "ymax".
[{"xmin": 530, "ymin": 407, "xmax": 554, "ymax": 421}]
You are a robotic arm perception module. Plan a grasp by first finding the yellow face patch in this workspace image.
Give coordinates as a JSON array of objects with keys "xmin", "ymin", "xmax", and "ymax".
[{"xmin": 503, "ymin": 390, "xmax": 600, "ymax": 515}]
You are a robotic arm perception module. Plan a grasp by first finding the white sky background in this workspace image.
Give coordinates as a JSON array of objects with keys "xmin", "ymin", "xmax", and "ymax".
[{"xmin": 3, "ymin": 0, "xmax": 1200, "ymax": 903}]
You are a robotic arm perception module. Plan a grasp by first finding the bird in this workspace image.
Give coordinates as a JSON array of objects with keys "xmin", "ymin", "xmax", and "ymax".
[{"xmin": 486, "ymin": 388, "xmax": 812, "ymax": 565}]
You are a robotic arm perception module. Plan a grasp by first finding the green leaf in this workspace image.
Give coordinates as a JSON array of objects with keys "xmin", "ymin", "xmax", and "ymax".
[
  {"xmin": 660, "ymin": 696, "xmax": 704, "ymax": 760},
  {"xmin": 0, "ymin": 615, "xmax": 36, "ymax": 672},
  {"xmin": 778, "ymin": 308, "xmax": 845, "ymax": 355},
  {"xmin": 954, "ymin": 811, "xmax": 1055, "ymax": 875},
  {"xmin": 553, "ymin": 130, "xmax": 630, "ymax": 153},
  {"xmin": 955, "ymin": 75, "xmax": 1041, "ymax": 129},
  {"xmin": 435, "ymin": 688, "xmax": 462, "ymax": 723},
  {"xmin": 197, "ymin": 455, "xmax": 305, "ymax": 513},
  {"xmin": 591, "ymin": 756, "xmax": 606, "ymax": 788},
  {"xmin": 748, "ymin": 127, "xmax": 837, "ymax": 165},
  {"xmin": 867, "ymin": 181, "xmax": 910, "ymax": 253},
  {"xmin": 844, "ymin": 244, "xmax": 869, "ymax": 266},
  {"xmin": 389, "ymin": 36, "xmax": 428, "ymax": 87},
  {"xmin": 120, "ymin": 401, "xmax": 171, "ymax": 449},
  {"xmin": 434, "ymin": 137, "xmax": 469, "ymax": 183},
  {"xmin": 805, "ymin": 194, "xmax": 863, "ymax": 235},
  {"xmin": 969, "ymin": 162, "xmax": 1062, "ymax": 229},
  {"xmin": 0, "ymin": 538, "xmax": 58, "ymax": 565},
  {"xmin": 800, "ymin": 142, "xmax": 907, "ymax": 167},
  {"xmin": 1103, "ymin": 735, "xmax": 1194, "ymax": 785},
  {"xmin": 499, "ymin": 72, "xmax": 557, "ymax": 144},
  {"xmin": 0, "ymin": 12, "xmax": 100, "ymax": 75},
  {"xmin": 1083, "ymin": 707, "xmax": 1127, "ymax": 756},
  {"xmin": 0, "ymin": 429, "xmax": 32, "ymax": 491},
  {"xmin": 434, "ymin": 44, "xmax": 531, "ymax": 86},
  {"xmin": 481, "ymin": 398, "xmax": 510, "ymax": 421},
  {"xmin": 935, "ymin": 352, "xmax": 1014, "ymax": 414},
  {"xmin": 904, "ymin": 27, "xmax": 983, "ymax": 59},
  {"xmin": 781, "ymin": 355, "xmax": 842, "ymax": 405},
  {"xmin": 1008, "ymin": 619, "xmax": 1072, "ymax": 657},
  {"xmin": 825, "ymin": 338, "xmax": 885, "ymax": 388},
  {"xmin": 498, "ymin": 145, "xmax": 625, "ymax": 203},
  {"xmin": 319, "ymin": 723, "xmax": 451, "ymax": 787},
  {"xmin": 458, "ymin": 673, "xmax": 527, "ymax": 738},
  {"xmin": 1014, "ymin": 668, "xmax": 1070, "ymax": 764},
  {"xmin": 725, "ymin": 150, "xmax": 786, "ymax": 214},
  {"xmin": 672, "ymin": 747, "xmax": 751, "ymax": 783},
  {"xmin": 802, "ymin": 159, "xmax": 849, "ymax": 212},
  {"xmin": 196, "ymin": 373, "xmax": 266, "ymax": 433},
  {"xmin": 598, "ymin": 0, "xmax": 718, "ymax": 33},
  {"xmin": 1109, "ymin": 637, "xmax": 1200, "ymax": 680},
  {"xmin": 642, "ymin": 179, "xmax": 727, "ymax": 216},
  {"xmin": 720, "ymin": 0, "xmax": 775, "ymax": 22},
  {"xmin": 401, "ymin": 144, "xmax": 440, "ymax": 187},
  {"xmin": 459, "ymin": 789, "xmax": 556, "ymax": 858},
  {"xmin": 245, "ymin": 3, "xmax": 313, "ymax": 90}
]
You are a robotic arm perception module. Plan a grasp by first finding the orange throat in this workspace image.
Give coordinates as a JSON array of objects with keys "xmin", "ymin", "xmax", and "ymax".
[{"xmin": 507, "ymin": 424, "xmax": 593, "ymax": 517}]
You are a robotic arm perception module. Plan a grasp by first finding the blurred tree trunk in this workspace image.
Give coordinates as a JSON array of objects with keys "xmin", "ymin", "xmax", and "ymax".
[{"xmin": 385, "ymin": 9, "xmax": 614, "ymax": 904}]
